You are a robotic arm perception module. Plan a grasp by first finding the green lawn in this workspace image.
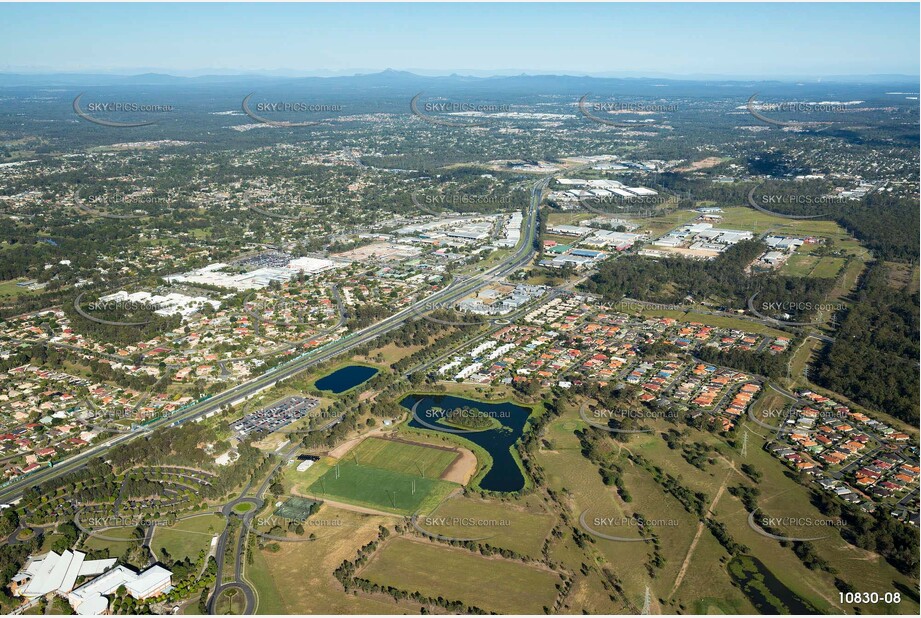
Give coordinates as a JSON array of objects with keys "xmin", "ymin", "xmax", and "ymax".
[
  {"xmin": 215, "ymin": 587, "xmax": 246, "ymax": 614},
  {"xmin": 810, "ymin": 256, "xmax": 846, "ymax": 278},
  {"xmin": 715, "ymin": 207, "xmax": 852, "ymax": 239},
  {"xmin": 152, "ymin": 514, "xmax": 225, "ymax": 562},
  {"xmin": 348, "ymin": 437, "xmax": 458, "ymax": 478},
  {"xmin": 0, "ymin": 279, "xmax": 34, "ymax": 299},
  {"xmin": 307, "ymin": 461, "xmax": 457, "ymax": 516},
  {"xmin": 782, "ymin": 254, "xmax": 845, "ymax": 279},
  {"xmin": 79, "ymin": 525, "xmax": 139, "ymax": 556},
  {"xmin": 247, "ymin": 547, "xmax": 287, "ymax": 615},
  {"xmin": 781, "ymin": 254, "xmax": 819, "ymax": 276}
]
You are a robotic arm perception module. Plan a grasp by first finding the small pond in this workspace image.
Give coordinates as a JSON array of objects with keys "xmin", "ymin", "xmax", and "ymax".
[{"xmin": 315, "ymin": 365, "xmax": 379, "ymax": 393}]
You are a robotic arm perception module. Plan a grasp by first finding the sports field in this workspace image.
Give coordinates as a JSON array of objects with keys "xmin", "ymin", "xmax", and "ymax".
[
  {"xmin": 307, "ymin": 461, "xmax": 457, "ymax": 515},
  {"xmin": 347, "ymin": 437, "xmax": 458, "ymax": 478}
]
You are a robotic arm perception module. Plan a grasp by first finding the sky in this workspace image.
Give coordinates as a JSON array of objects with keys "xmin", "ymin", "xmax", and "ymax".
[{"xmin": 0, "ymin": 2, "xmax": 918, "ymax": 78}]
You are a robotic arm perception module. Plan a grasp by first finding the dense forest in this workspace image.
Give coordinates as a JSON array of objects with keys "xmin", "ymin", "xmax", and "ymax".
[
  {"xmin": 695, "ymin": 344, "xmax": 793, "ymax": 380},
  {"xmin": 837, "ymin": 197, "xmax": 919, "ymax": 262},
  {"xmin": 815, "ymin": 263, "xmax": 920, "ymax": 424}
]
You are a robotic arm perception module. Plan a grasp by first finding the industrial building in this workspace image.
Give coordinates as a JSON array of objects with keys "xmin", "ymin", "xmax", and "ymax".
[
  {"xmin": 496, "ymin": 212, "xmax": 523, "ymax": 248},
  {"xmin": 98, "ymin": 290, "xmax": 221, "ymax": 320},
  {"xmin": 164, "ymin": 255, "xmax": 339, "ymax": 290}
]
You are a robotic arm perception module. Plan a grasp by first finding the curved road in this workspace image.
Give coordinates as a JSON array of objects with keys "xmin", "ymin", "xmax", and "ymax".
[{"xmin": 208, "ymin": 442, "xmax": 300, "ymax": 614}]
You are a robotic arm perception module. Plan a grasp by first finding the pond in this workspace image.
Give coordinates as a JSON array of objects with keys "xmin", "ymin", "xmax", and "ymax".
[
  {"xmin": 315, "ymin": 365, "xmax": 379, "ymax": 394},
  {"xmin": 400, "ymin": 394, "xmax": 532, "ymax": 493},
  {"xmin": 728, "ymin": 554, "xmax": 819, "ymax": 614}
]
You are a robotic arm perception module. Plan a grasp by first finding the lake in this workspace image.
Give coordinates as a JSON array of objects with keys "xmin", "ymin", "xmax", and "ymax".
[
  {"xmin": 315, "ymin": 365, "xmax": 379, "ymax": 394},
  {"xmin": 400, "ymin": 394, "xmax": 532, "ymax": 493}
]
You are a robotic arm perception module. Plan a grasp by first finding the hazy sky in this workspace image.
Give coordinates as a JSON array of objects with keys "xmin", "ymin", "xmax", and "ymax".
[{"xmin": 1, "ymin": 2, "xmax": 918, "ymax": 77}]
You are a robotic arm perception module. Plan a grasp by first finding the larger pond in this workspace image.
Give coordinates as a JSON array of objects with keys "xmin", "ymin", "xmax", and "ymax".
[
  {"xmin": 315, "ymin": 365, "xmax": 379, "ymax": 394},
  {"xmin": 400, "ymin": 394, "xmax": 532, "ymax": 493},
  {"xmin": 728, "ymin": 554, "xmax": 818, "ymax": 614}
]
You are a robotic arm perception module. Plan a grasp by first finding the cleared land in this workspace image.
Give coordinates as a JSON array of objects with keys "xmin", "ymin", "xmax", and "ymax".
[
  {"xmin": 245, "ymin": 548, "xmax": 286, "ymax": 615},
  {"xmin": 424, "ymin": 494, "xmax": 554, "ymax": 558},
  {"xmin": 782, "ymin": 254, "xmax": 845, "ymax": 278},
  {"xmin": 251, "ymin": 506, "xmax": 401, "ymax": 614},
  {"xmin": 359, "ymin": 537, "xmax": 561, "ymax": 614},
  {"xmin": 810, "ymin": 256, "xmax": 845, "ymax": 278},
  {"xmin": 885, "ymin": 261, "xmax": 920, "ymax": 293},
  {"xmin": 630, "ymin": 306, "xmax": 789, "ymax": 338},
  {"xmin": 714, "ymin": 207, "xmax": 853, "ymax": 240},
  {"xmin": 536, "ymin": 398, "xmax": 753, "ymax": 614}
]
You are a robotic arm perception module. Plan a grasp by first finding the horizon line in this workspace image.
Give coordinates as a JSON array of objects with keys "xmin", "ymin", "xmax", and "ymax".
[{"xmin": 1, "ymin": 67, "xmax": 919, "ymax": 82}]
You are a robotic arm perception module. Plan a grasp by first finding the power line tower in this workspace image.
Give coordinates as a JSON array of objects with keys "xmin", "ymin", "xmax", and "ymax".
[
  {"xmin": 641, "ymin": 586, "xmax": 652, "ymax": 615},
  {"xmin": 741, "ymin": 430, "xmax": 749, "ymax": 458}
]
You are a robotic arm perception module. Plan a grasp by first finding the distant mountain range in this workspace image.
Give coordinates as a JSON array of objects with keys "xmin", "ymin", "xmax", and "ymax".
[{"xmin": 0, "ymin": 69, "xmax": 916, "ymax": 89}]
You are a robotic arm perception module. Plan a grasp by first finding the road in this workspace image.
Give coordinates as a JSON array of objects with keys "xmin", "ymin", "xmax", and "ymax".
[
  {"xmin": 208, "ymin": 442, "xmax": 301, "ymax": 615},
  {"xmin": 0, "ymin": 172, "xmax": 550, "ymax": 513}
]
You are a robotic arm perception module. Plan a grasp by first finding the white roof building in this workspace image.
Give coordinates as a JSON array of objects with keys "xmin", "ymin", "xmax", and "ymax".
[
  {"xmin": 74, "ymin": 593, "xmax": 109, "ymax": 616},
  {"xmin": 67, "ymin": 563, "xmax": 173, "ymax": 615},
  {"xmin": 762, "ymin": 251, "xmax": 785, "ymax": 264},
  {"xmin": 67, "ymin": 565, "xmax": 138, "ymax": 609},
  {"xmin": 15, "ymin": 551, "xmax": 116, "ymax": 599},
  {"xmin": 547, "ymin": 224, "xmax": 593, "ymax": 237},
  {"xmin": 626, "ymin": 187, "xmax": 658, "ymax": 196},
  {"xmin": 550, "ymin": 255, "xmax": 596, "ymax": 268},
  {"xmin": 588, "ymin": 230, "xmax": 642, "ymax": 247},
  {"xmin": 125, "ymin": 565, "xmax": 172, "ymax": 599},
  {"xmin": 287, "ymin": 256, "xmax": 338, "ymax": 274},
  {"xmin": 653, "ymin": 236, "xmax": 683, "ymax": 248},
  {"xmin": 715, "ymin": 230, "xmax": 754, "ymax": 243}
]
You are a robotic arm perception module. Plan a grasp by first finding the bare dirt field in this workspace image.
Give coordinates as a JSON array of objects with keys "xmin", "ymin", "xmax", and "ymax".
[{"xmin": 441, "ymin": 446, "xmax": 477, "ymax": 484}]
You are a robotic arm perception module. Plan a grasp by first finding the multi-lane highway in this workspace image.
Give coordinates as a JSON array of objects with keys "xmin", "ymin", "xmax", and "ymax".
[{"xmin": 0, "ymin": 174, "xmax": 552, "ymax": 506}]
